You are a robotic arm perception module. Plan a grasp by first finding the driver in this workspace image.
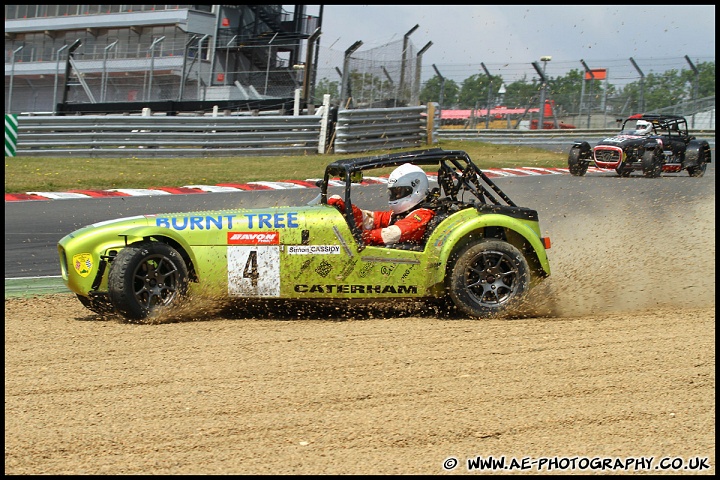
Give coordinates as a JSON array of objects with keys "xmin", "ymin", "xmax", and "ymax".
[
  {"xmin": 328, "ymin": 163, "xmax": 436, "ymax": 246},
  {"xmin": 634, "ymin": 119, "xmax": 653, "ymax": 135}
]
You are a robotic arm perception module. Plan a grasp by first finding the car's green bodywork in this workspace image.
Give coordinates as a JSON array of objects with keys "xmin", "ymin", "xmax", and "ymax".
[
  {"xmin": 58, "ymin": 148, "xmax": 551, "ymax": 319},
  {"xmin": 59, "ymin": 204, "xmax": 550, "ymax": 299}
]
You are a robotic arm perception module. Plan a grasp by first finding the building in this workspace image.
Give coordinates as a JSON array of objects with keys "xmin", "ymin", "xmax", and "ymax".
[{"xmin": 4, "ymin": 5, "xmax": 322, "ymax": 114}]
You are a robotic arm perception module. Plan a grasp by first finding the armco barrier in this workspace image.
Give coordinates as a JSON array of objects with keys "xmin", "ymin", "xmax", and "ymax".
[
  {"xmin": 437, "ymin": 128, "xmax": 715, "ymax": 151},
  {"xmin": 333, "ymin": 105, "xmax": 428, "ymax": 154},
  {"xmin": 9, "ymin": 108, "xmax": 712, "ymax": 158},
  {"xmin": 10, "ymin": 103, "xmax": 441, "ymax": 158},
  {"xmin": 13, "ymin": 115, "xmax": 325, "ymax": 158}
]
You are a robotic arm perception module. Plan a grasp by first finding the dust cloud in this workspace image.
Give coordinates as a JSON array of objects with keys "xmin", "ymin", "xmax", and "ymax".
[
  {"xmin": 528, "ymin": 195, "xmax": 715, "ymax": 317},
  {"xmin": 65, "ymin": 188, "xmax": 716, "ymax": 324}
]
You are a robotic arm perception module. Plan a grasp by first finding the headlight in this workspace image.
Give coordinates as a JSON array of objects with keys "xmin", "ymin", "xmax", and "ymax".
[{"xmin": 59, "ymin": 247, "xmax": 68, "ymax": 278}]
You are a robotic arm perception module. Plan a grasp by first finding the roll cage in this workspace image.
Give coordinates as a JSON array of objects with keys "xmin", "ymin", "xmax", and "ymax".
[
  {"xmin": 318, "ymin": 148, "xmax": 526, "ymax": 248},
  {"xmin": 621, "ymin": 114, "xmax": 690, "ymax": 140}
]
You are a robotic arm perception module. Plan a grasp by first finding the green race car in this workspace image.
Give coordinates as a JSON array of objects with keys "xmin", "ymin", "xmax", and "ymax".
[{"xmin": 58, "ymin": 148, "xmax": 551, "ymax": 322}]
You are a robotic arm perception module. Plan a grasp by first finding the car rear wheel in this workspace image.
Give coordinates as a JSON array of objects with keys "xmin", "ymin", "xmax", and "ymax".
[
  {"xmin": 108, "ymin": 242, "xmax": 189, "ymax": 322},
  {"xmin": 568, "ymin": 148, "xmax": 589, "ymax": 176},
  {"xmin": 448, "ymin": 239, "xmax": 530, "ymax": 318},
  {"xmin": 641, "ymin": 149, "xmax": 662, "ymax": 178},
  {"xmin": 687, "ymin": 149, "xmax": 708, "ymax": 177}
]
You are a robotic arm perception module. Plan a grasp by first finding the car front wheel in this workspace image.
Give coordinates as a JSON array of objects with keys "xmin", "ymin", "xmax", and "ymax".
[
  {"xmin": 568, "ymin": 148, "xmax": 589, "ymax": 176},
  {"xmin": 448, "ymin": 239, "xmax": 530, "ymax": 318},
  {"xmin": 641, "ymin": 149, "xmax": 662, "ymax": 178},
  {"xmin": 76, "ymin": 293, "xmax": 115, "ymax": 315},
  {"xmin": 108, "ymin": 242, "xmax": 189, "ymax": 322},
  {"xmin": 616, "ymin": 166, "xmax": 632, "ymax": 177}
]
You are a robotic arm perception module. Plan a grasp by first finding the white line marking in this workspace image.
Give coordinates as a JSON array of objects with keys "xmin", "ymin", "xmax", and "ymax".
[
  {"xmin": 501, "ymin": 168, "xmax": 542, "ymax": 175},
  {"xmin": 247, "ymin": 181, "xmax": 307, "ymax": 189},
  {"xmin": 482, "ymin": 169, "xmax": 515, "ymax": 177},
  {"xmin": 524, "ymin": 167, "xmax": 564, "ymax": 174},
  {"xmin": 182, "ymin": 185, "xmax": 244, "ymax": 192},
  {"xmin": 25, "ymin": 191, "xmax": 91, "ymax": 199},
  {"xmin": 107, "ymin": 189, "xmax": 172, "ymax": 196},
  {"xmin": 6, "ymin": 275, "xmax": 62, "ymax": 280}
]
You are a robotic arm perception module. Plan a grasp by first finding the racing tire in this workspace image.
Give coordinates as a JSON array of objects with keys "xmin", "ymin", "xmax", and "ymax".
[
  {"xmin": 641, "ymin": 149, "xmax": 662, "ymax": 178},
  {"xmin": 615, "ymin": 166, "xmax": 632, "ymax": 177},
  {"xmin": 76, "ymin": 293, "xmax": 115, "ymax": 315},
  {"xmin": 108, "ymin": 242, "xmax": 189, "ymax": 322},
  {"xmin": 567, "ymin": 148, "xmax": 589, "ymax": 176},
  {"xmin": 687, "ymin": 149, "xmax": 708, "ymax": 178},
  {"xmin": 447, "ymin": 239, "xmax": 530, "ymax": 318}
]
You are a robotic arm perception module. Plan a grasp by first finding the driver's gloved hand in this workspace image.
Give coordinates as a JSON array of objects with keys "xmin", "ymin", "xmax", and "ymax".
[
  {"xmin": 328, "ymin": 195, "xmax": 345, "ymax": 210},
  {"xmin": 328, "ymin": 194, "xmax": 366, "ymax": 229}
]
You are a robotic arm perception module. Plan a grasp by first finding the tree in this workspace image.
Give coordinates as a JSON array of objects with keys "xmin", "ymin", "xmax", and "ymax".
[
  {"xmin": 615, "ymin": 61, "xmax": 715, "ymax": 114},
  {"xmin": 315, "ymin": 59, "xmax": 715, "ymax": 119},
  {"xmin": 502, "ymin": 77, "xmax": 538, "ymax": 109},
  {"xmin": 680, "ymin": 60, "xmax": 716, "ymax": 99},
  {"xmin": 547, "ymin": 69, "xmax": 585, "ymax": 115},
  {"xmin": 459, "ymin": 62, "xmax": 713, "ymax": 117},
  {"xmin": 455, "ymin": 73, "xmax": 505, "ymax": 109},
  {"xmin": 347, "ymin": 70, "xmax": 395, "ymax": 107},
  {"xmin": 456, "ymin": 74, "xmax": 483, "ymax": 109},
  {"xmin": 644, "ymin": 69, "xmax": 690, "ymax": 109},
  {"xmin": 419, "ymin": 75, "xmax": 459, "ymax": 108},
  {"xmin": 313, "ymin": 77, "xmax": 340, "ymax": 105},
  {"xmin": 618, "ymin": 69, "xmax": 687, "ymax": 112}
]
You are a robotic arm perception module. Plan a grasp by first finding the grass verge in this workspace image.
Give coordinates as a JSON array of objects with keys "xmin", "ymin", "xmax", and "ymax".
[{"xmin": 5, "ymin": 140, "xmax": 566, "ymax": 193}]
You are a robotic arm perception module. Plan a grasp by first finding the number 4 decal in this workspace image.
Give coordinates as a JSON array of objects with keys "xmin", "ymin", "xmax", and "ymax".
[
  {"xmin": 243, "ymin": 250, "xmax": 259, "ymax": 287},
  {"xmin": 227, "ymin": 246, "xmax": 280, "ymax": 297}
]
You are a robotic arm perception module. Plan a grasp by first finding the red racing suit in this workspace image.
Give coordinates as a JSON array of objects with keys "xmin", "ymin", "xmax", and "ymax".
[{"xmin": 328, "ymin": 195, "xmax": 436, "ymax": 246}]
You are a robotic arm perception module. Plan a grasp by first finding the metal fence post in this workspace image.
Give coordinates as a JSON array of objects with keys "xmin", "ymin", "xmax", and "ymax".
[
  {"xmin": 264, "ymin": 33, "xmax": 279, "ymax": 95},
  {"xmin": 178, "ymin": 35, "xmax": 199, "ymax": 101},
  {"xmin": 53, "ymin": 45, "xmax": 69, "ymax": 115},
  {"xmin": 7, "ymin": 46, "xmax": 23, "ymax": 114},
  {"xmin": 426, "ymin": 102, "xmax": 436, "ymax": 144},
  {"xmin": 413, "ymin": 42, "xmax": 432, "ymax": 106},
  {"xmin": 197, "ymin": 35, "xmax": 209, "ymax": 101},
  {"xmin": 318, "ymin": 94, "xmax": 331, "ymax": 154},
  {"xmin": 146, "ymin": 36, "xmax": 165, "ymax": 102},
  {"xmin": 340, "ymin": 41, "xmax": 363, "ymax": 108},
  {"xmin": 101, "ymin": 41, "xmax": 118, "ymax": 103}
]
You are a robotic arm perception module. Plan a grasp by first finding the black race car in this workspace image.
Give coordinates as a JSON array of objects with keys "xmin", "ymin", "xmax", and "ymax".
[{"xmin": 567, "ymin": 114, "xmax": 712, "ymax": 177}]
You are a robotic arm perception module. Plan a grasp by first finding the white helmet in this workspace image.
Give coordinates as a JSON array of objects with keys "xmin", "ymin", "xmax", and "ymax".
[
  {"xmin": 635, "ymin": 120, "xmax": 652, "ymax": 135},
  {"xmin": 387, "ymin": 164, "xmax": 429, "ymax": 214}
]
